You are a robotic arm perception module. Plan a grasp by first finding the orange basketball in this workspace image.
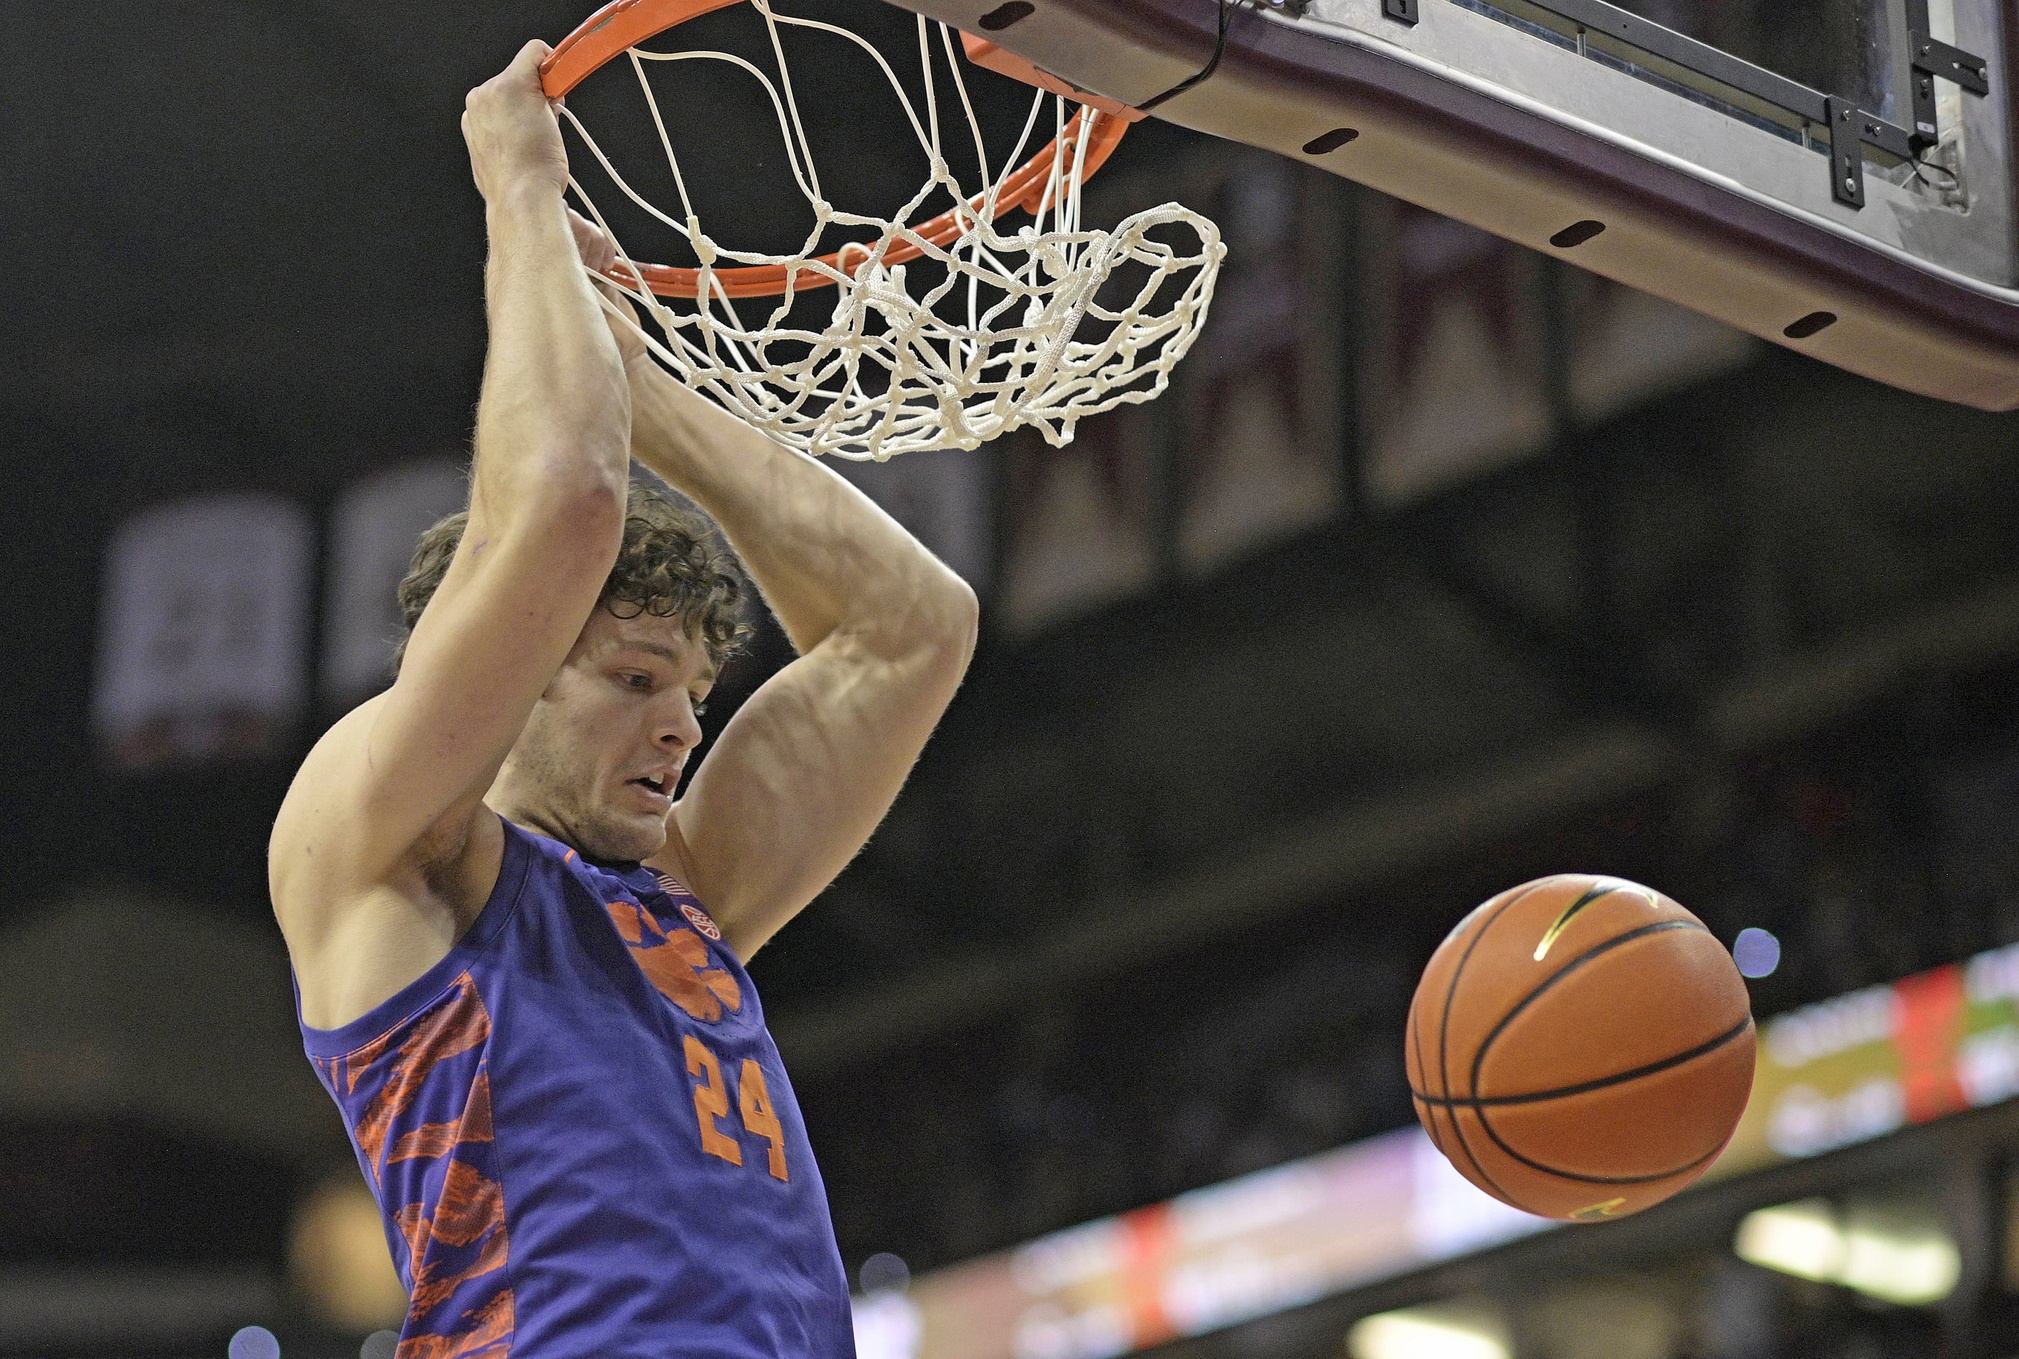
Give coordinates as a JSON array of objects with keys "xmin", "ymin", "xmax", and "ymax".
[{"xmin": 1406, "ymin": 874, "xmax": 1756, "ymax": 1222}]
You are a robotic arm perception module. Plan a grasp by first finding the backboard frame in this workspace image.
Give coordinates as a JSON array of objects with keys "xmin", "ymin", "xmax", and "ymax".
[{"xmin": 888, "ymin": 0, "xmax": 2019, "ymax": 409}]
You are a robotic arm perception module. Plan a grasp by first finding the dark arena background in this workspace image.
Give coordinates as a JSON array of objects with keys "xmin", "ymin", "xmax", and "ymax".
[{"xmin": 9, "ymin": 0, "xmax": 2019, "ymax": 1357}]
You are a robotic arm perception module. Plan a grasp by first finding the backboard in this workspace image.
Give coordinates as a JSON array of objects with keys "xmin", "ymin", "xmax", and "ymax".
[{"xmin": 894, "ymin": 0, "xmax": 2019, "ymax": 409}]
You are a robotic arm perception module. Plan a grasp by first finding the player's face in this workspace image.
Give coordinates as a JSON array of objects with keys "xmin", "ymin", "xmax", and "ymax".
[{"xmin": 493, "ymin": 605, "xmax": 717, "ymax": 862}]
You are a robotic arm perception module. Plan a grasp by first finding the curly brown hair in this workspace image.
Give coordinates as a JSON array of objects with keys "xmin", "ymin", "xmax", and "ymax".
[{"xmin": 392, "ymin": 483, "xmax": 750, "ymax": 672}]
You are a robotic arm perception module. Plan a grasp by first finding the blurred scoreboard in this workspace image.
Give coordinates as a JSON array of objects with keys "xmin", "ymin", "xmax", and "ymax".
[
  {"xmin": 1714, "ymin": 939, "xmax": 2019, "ymax": 1176},
  {"xmin": 851, "ymin": 1128, "xmax": 1551, "ymax": 1359},
  {"xmin": 855, "ymin": 939, "xmax": 2019, "ymax": 1359}
]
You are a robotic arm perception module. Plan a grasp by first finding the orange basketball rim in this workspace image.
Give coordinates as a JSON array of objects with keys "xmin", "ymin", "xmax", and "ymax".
[{"xmin": 538, "ymin": 0, "xmax": 1135, "ymax": 299}]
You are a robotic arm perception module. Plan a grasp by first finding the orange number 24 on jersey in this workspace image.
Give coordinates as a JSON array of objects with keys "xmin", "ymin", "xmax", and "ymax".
[{"xmin": 683, "ymin": 1035, "xmax": 789, "ymax": 1181}]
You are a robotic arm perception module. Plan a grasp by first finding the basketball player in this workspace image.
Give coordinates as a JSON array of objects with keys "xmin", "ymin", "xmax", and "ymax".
[{"xmin": 270, "ymin": 41, "xmax": 977, "ymax": 1356}]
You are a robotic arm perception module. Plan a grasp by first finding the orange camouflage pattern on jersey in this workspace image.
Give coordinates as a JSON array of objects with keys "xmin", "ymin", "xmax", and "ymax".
[
  {"xmin": 313, "ymin": 975, "xmax": 513, "ymax": 1359},
  {"xmin": 604, "ymin": 897, "xmax": 742, "ymax": 1021}
]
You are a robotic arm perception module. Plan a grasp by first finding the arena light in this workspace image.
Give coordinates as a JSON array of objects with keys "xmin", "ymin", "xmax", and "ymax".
[
  {"xmin": 1733, "ymin": 1199, "xmax": 1842, "ymax": 1282},
  {"xmin": 858, "ymin": 1252, "xmax": 911, "ymax": 1294},
  {"xmin": 289, "ymin": 1177, "xmax": 409, "ymax": 1332},
  {"xmin": 1348, "ymin": 1307, "xmax": 1509, "ymax": 1359},
  {"xmin": 1732, "ymin": 928, "xmax": 1781, "ymax": 978},
  {"xmin": 227, "ymin": 1327, "xmax": 281, "ymax": 1359},
  {"xmin": 1734, "ymin": 1200, "xmax": 1960, "ymax": 1305},
  {"xmin": 1838, "ymin": 1222, "xmax": 1961, "ymax": 1305}
]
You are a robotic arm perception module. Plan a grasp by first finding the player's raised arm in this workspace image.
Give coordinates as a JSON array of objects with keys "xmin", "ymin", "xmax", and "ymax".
[
  {"xmin": 609, "ymin": 292, "xmax": 978, "ymax": 958},
  {"xmin": 271, "ymin": 43, "xmax": 632, "ymax": 1025}
]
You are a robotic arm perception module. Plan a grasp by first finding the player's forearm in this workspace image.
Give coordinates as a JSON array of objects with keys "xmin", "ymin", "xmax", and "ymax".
[
  {"xmin": 626, "ymin": 361, "xmax": 976, "ymax": 657},
  {"xmin": 472, "ymin": 182, "xmax": 632, "ymax": 515}
]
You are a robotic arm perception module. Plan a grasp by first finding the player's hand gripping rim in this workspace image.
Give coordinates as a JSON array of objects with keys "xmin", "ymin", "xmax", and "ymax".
[{"xmin": 462, "ymin": 40, "xmax": 572, "ymax": 202}]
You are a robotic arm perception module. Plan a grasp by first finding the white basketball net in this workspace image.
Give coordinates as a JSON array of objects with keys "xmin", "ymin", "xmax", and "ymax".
[{"xmin": 559, "ymin": 2, "xmax": 1224, "ymax": 460}]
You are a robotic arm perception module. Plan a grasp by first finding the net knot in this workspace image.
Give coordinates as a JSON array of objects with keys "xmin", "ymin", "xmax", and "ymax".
[{"xmin": 687, "ymin": 215, "xmax": 717, "ymax": 267}]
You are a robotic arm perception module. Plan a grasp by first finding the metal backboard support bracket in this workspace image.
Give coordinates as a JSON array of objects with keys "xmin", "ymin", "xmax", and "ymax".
[
  {"xmin": 1908, "ymin": 34, "xmax": 1990, "ymax": 148},
  {"xmin": 1469, "ymin": 0, "xmax": 1985, "ymax": 206},
  {"xmin": 1828, "ymin": 98, "xmax": 1867, "ymax": 206},
  {"xmin": 1905, "ymin": 0, "xmax": 1989, "ymax": 149}
]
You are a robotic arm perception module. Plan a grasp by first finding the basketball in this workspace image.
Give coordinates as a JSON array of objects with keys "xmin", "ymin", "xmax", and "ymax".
[{"xmin": 1406, "ymin": 875, "xmax": 1756, "ymax": 1222}]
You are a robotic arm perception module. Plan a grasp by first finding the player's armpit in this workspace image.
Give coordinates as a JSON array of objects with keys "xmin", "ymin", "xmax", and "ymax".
[
  {"xmin": 662, "ymin": 589, "xmax": 976, "ymax": 960},
  {"xmin": 272, "ymin": 482, "xmax": 621, "ymax": 969}
]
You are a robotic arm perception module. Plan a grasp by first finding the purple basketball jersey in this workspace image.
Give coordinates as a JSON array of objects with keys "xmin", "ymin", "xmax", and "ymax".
[{"xmin": 298, "ymin": 817, "xmax": 857, "ymax": 1358}]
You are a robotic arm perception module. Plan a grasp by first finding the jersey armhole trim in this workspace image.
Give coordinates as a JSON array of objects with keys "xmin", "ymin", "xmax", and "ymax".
[{"xmin": 298, "ymin": 814, "xmax": 534, "ymax": 1059}]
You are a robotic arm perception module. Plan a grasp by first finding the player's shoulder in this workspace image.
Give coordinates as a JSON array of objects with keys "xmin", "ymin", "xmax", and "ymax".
[
  {"xmin": 271, "ymin": 691, "xmax": 496, "ymax": 922},
  {"xmin": 275, "ymin": 692, "xmax": 512, "ymax": 1030}
]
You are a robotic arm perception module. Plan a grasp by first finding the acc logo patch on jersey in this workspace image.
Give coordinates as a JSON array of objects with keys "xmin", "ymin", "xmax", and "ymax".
[{"xmin": 652, "ymin": 872, "xmax": 724, "ymax": 941}]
